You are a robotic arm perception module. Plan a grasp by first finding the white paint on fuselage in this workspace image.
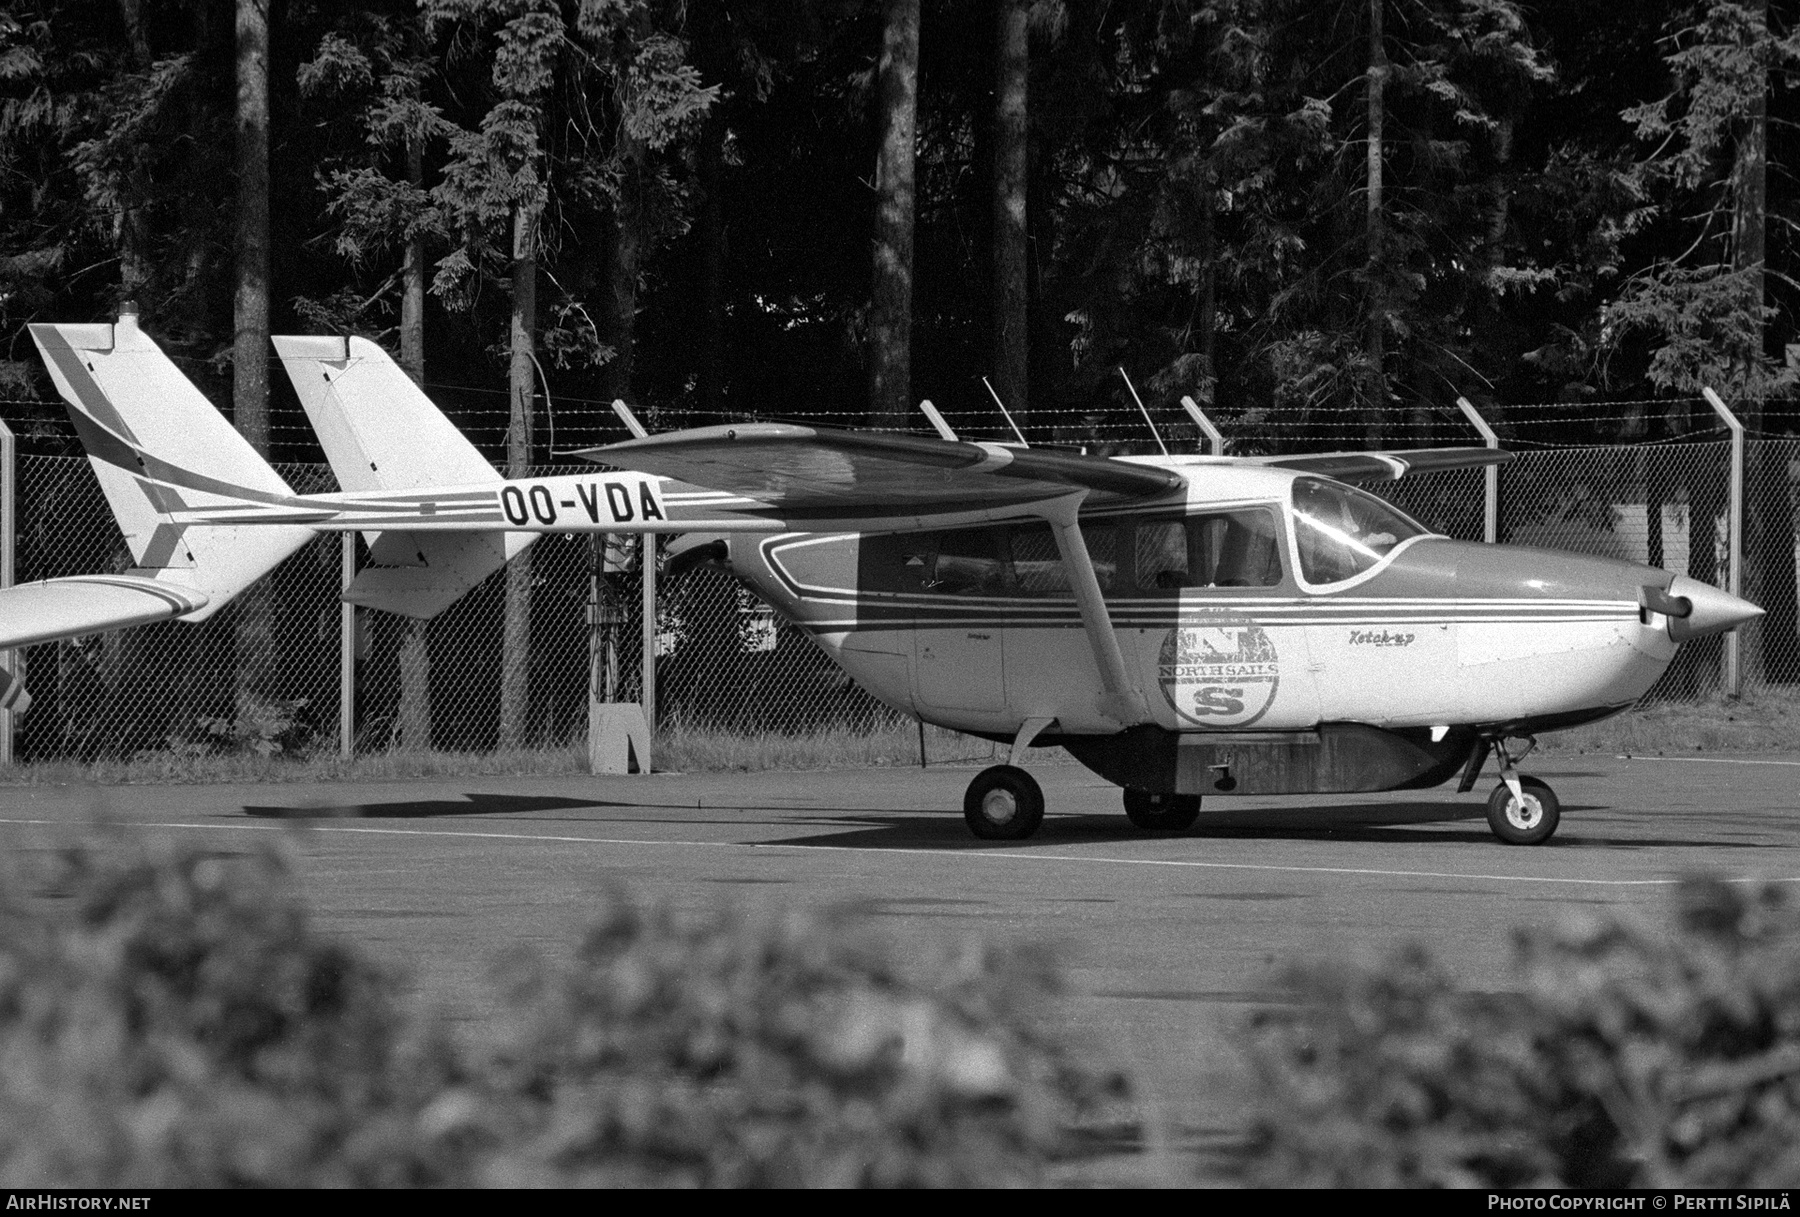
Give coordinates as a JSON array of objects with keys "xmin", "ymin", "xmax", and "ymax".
[{"xmin": 741, "ymin": 462, "xmax": 1683, "ymax": 739}]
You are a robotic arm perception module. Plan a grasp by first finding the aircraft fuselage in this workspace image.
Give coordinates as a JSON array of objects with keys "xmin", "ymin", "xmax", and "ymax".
[{"xmin": 716, "ymin": 463, "xmax": 1712, "ymax": 798}]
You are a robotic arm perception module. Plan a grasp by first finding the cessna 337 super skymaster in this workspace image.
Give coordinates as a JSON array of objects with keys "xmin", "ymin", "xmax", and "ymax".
[{"xmin": 13, "ymin": 315, "xmax": 1765, "ymax": 845}]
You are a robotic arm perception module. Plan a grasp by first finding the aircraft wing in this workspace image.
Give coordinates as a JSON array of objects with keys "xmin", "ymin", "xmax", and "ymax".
[
  {"xmin": 575, "ymin": 424, "xmax": 1185, "ymax": 518},
  {"xmin": 0, "ymin": 574, "xmax": 209, "ymax": 650},
  {"xmin": 1254, "ymin": 447, "xmax": 1513, "ymax": 482}
]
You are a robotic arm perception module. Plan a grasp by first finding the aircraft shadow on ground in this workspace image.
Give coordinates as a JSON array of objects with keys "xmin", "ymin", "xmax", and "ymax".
[
  {"xmin": 241, "ymin": 793, "xmax": 620, "ymax": 819},
  {"xmin": 756, "ymin": 800, "xmax": 1511, "ymax": 850},
  {"xmin": 758, "ymin": 801, "xmax": 1762, "ymax": 851}
]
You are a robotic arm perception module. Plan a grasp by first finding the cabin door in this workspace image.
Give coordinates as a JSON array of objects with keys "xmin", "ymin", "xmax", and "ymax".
[{"xmin": 906, "ymin": 532, "xmax": 1008, "ymax": 712}]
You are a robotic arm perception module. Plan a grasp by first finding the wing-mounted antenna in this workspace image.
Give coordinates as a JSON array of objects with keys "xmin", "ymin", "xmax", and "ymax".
[
  {"xmin": 1118, "ymin": 366, "xmax": 1170, "ymax": 457},
  {"xmin": 918, "ymin": 399, "xmax": 958, "ymax": 442},
  {"xmin": 981, "ymin": 377, "xmax": 1030, "ymax": 447},
  {"xmin": 1180, "ymin": 395, "xmax": 1225, "ymax": 456},
  {"xmin": 611, "ymin": 398, "xmax": 650, "ymax": 440}
]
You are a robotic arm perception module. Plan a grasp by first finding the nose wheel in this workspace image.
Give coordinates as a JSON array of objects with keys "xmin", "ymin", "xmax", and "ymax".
[
  {"xmin": 963, "ymin": 765, "xmax": 1045, "ymax": 840},
  {"xmin": 1483, "ymin": 736, "xmax": 1559, "ymax": 845}
]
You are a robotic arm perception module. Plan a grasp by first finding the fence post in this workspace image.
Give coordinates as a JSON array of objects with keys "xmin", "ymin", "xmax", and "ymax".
[
  {"xmin": 641, "ymin": 533, "xmax": 656, "ymax": 736},
  {"xmin": 1455, "ymin": 396, "xmax": 1499, "ymax": 544},
  {"xmin": 1702, "ymin": 387, "xmax": 1745, "ymax": 697},
  {"xmin": 0, "ymin": 419, "xmax": 13, "ymax": 766},
  {"xmin": 1179, "ymin": 396, "xmax": 1226, "ymax": 456},
  {"xmin": 340, "ymin": 532, "xmax": 355, "ymax": 757}
]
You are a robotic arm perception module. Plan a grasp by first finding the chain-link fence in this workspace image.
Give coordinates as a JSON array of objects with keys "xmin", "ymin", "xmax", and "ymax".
[
  {"xmin": 5, "ymin": 438, "xmax": 1797, "ymax": 763},
  {"xmin": 7, "ymin": 456, "xmax": 905, "ymax": 763}
]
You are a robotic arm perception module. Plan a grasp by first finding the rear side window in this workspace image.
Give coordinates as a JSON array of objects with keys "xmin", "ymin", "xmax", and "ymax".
[
  {"xmin": 930, "ymin": 529, "xmax": 1012, "ymax": 596},
  {"xmin": 907, "ymin": 521, "xmax": 1118, "ymax": 597},
  {"xmin": 1132, "ymin": 508, "xmax": 1284, "ymax": 590},
  {"xmin": 1010, "ymin": 522, "xmax": 1117, "ymax": 594}
]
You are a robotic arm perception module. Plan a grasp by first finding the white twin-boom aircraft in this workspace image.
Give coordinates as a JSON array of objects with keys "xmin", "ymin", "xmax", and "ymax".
[{"xmin": 1, "ymin": 315, "xmax": 1764, "ymax": 845}]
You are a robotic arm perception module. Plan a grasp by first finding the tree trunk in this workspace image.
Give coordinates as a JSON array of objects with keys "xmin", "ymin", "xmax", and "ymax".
[
  {"xmin": 114, "ymin": 0, "xmax": 152, "ymax": 303},
  {"xmin": 233, "ymin": 0, "xmax": 275, "ymax": 715},
  {"xmin": 396, "ymin": 132, "xmax": 432, "ymax": 749},
  {"xmin": 233, "ymin": 0, "xmax": 270, "ymax": 457},
  {"xmin": 499, "ymin": 201, "xmax": 536, "ymax": 751},
  {"xmin": 1730, "ymin": 0, "xmax": 1796, "ymax": 685},
  {"xmin": 1363, "ymin": 0, "xmax": 1388, "ymax": 447},
  {"xmin": 869, "ymin": 0, "xmax": 921, "ymax": 429},
  {"xmin": 1197, "ymin": 174, "xmax": 1217, "ymax": 408},
  {"xmin": 400, "ymin": 138, "xmax": 426, "ymax": 385},
  {"xmin": 992, "ymin": 0, "xmax": 1028, "ymax": 423},
  {"xmin": 599, "ymin": 119, "xmax": 647, "ymax": 406},
  {"xmin": 696, "ymin": 113, "xmax": 726, "ymax": 423},
  {"xmin": 118, "ymin": 0, "xmax": 151, "ymax": 63}
]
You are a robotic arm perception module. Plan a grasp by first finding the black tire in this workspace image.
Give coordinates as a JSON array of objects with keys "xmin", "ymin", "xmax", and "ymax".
[
  {"xmin": 1123, "ymin": 788, "xmax": 1202, "ymax": 832},
  {"xmin": 963, "ymin": 765, "xmax": 1045, "ymax": 840},
  {"xmin": 1486, "ymin": 776, "xmax": 1560, "ymax": 845}
]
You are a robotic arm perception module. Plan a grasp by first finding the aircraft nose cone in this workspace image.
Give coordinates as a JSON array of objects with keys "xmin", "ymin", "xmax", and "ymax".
[{"xmin": 1666, "ymin": 576, "xmax": 1765, "ymax": 641}]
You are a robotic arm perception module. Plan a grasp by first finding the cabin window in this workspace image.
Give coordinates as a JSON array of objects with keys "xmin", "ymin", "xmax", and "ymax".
[
  {"xmin": 1291, "ymin": 477, "xmax": 1426, "ymax": 584},
  {"xmin": 1134, "ymin": 509, "xmax": 1283, "ymax": 590},
  {"xmin": 929, "ymin": 529, "xmax": 1012, "ymax": 596},
  {"xmin": 1009, "ymin": 522, "xmax": 1117, "ymax": 594},
  {"xmin": 1135, "ymin": 521, "xmax": 1191, "ymax": 589},
  {"xmin": 905, "ymin": 522, "xmax": 1118, "ymax": 597},
  {"xmin": 1193, "ymin": 509, "xmax": 1283, "ymax": 587}
]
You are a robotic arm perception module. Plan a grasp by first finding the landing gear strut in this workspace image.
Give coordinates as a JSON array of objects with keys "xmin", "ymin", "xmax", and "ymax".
[{"xmin": 1484, "ymin": 735, "xmax": 1559, "ymax": 845}]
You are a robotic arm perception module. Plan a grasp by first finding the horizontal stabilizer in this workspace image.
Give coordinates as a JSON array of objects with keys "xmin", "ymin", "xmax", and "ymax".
[
  {"xmin": 346, "ymin": 532, "xmax": 527, "ymax": 619},
  {"xmin": 0, "ymin": 575, "xmax": 209, "ymax": 651},
  {"xmin": 1255, "ymin": 447, "xmax": 1513, "ymax": 482}
]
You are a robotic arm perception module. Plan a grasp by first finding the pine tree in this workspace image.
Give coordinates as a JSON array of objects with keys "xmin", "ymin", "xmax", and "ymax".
[{"xmin": 1601, "ymin": 1, "xmax": 1800, "ymax": 685}]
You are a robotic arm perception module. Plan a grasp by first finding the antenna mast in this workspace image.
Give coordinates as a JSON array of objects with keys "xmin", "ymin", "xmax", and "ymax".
[
  {"xmin": 1118, "ymin": 366, "xmax": 1169, "ymax": 456},
  {"xmin": 982, "ymin": 377, "xmax": 1029, "ymax": 446}
]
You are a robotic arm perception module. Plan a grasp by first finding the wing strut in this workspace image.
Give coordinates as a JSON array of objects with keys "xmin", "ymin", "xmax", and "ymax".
[{"xmin": 1039, "ymin": 494, "xmax": 1150, "ymax": 726}]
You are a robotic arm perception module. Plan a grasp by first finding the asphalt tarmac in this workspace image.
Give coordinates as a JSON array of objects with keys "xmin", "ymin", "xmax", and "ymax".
[{"xmin": 3, "ymin": 752, "xmax": 1798, "ymax": 1177}]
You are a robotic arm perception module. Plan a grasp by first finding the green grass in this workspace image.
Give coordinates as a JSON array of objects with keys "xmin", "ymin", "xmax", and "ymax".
[
  {"xmin": 1540, "ymin": 685, "xmax": 1800, "ymax": 756},
  {"xmin": 3, "ymin": 689, "xmax": 1794, "ymax": 786},
  {"xmin": 0, "ymin": 722, "xmax": 1021, "ymax": 786}
]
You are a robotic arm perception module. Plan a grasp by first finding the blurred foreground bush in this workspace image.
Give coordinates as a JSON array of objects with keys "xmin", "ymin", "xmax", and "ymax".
[
  {"xmin": 0, "ymin": 833, "xmax": 1118, "ymax": 1187},
  {"xmin": 1242, "ymin": 879, "xmax": 1800, "ymax": 1188},
  {"xmin": 472, "ymin": 895, "xmax": 1120, "ymax": 1185}
]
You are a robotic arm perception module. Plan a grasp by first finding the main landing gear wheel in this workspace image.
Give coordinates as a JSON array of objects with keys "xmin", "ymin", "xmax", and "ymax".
[
  {"xmin": 1122, "ymin": 789, "xmax": 1202, "ymax": 832},
  {"xmin": 963, "ymin": 765, "xmax": 1045, "ymax": 840},
  {"xmin": 1486, "ymin": 776, "xmax": 1560, "ymax": 845}
]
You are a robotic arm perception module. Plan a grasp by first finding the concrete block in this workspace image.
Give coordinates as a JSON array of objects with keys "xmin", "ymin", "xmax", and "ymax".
[{"xmin": 589, "ymin": 701, "xmax": 651, "ymax": 775}]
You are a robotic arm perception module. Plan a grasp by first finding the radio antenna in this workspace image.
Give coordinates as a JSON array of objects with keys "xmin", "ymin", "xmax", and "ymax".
[
  {"xmin": 1118, "ymin": 366, "xmax": 1169, "ymax": 457},
  {"xmin": 982, "ymin": 377, "xmax": 1029, "ymax": 447}
]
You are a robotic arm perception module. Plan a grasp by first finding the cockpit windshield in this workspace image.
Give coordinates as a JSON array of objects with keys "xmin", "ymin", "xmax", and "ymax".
[{"xmin": 1291, "ymin": 477, "xmax": 1430, "ymax": 585}]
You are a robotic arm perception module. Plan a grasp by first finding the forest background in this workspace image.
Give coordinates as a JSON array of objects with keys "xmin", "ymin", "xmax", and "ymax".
[
  {"xmin": 8, "ymin": 0, "xmax": 1800, "ymax": 454},
  {"xmin": 4, "ymin": 0, "xmax": 1800, "ymax": 752}
]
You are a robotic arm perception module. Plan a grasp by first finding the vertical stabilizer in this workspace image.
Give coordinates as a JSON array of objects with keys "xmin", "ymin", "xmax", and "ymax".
[
  {"xmin": 272, "ymin": 335, "xmax": 534, "ymax": 618},
  {"xmin": 28, "ymin": 316, "xmax": 313, "ymax": 619}
]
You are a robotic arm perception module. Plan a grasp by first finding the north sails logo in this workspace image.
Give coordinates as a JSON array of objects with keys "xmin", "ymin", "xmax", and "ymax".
[{"xmin": 1158, "ymin": 617, "xmax": 1280, "ymax": 727}]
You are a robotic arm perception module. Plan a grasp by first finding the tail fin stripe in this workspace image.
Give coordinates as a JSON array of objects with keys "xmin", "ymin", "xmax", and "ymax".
[
  {"xmin": 36, "ymin": 336, "xmax": 145, "ymax": 446},
  {"xmin": 47, "ymin": 351, "xmax": 295, "ymax": 511},
  {"xmin": 137, "ymin": 522, "xmax": 193, "ymax": 568},
  {"xmin": 134, "ymin": 452, "xmax": 293, "ymax": 507}
]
